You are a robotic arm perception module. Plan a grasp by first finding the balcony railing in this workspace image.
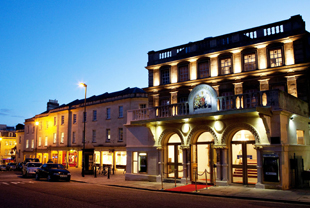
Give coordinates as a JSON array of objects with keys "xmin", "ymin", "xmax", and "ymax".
[{"xmin": 127, "ymin": 89, "xmax": 308, "ymax": 122}]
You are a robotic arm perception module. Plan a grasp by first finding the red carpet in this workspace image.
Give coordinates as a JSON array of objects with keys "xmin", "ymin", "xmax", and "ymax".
[{"xmin": 166, "ymin": 184, "xmax": 212, "ymax": 192}]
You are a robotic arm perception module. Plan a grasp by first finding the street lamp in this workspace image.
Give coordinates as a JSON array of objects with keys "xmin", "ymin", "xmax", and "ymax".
[
  {"xmin": 35, "ymin": 121, "xmax": 39, "ymax": 159},
  {"xmin": 79, "ymin": 83, "xmax": 87, "ymax": 177}
]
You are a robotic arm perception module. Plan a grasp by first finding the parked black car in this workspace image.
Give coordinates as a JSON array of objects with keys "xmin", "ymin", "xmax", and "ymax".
[
  {"xmin": 16, "ymin": 163, "xmax": 23, "ymax": 171},
  {"xmin": 35, "ymin": 164, "xmax": 71, "ymax": 182}
]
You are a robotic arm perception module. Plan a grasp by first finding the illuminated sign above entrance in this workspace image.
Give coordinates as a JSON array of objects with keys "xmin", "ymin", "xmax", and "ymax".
[{"xmin": 188, "ymin": 84, "xmax": 218, "ymax": 114}]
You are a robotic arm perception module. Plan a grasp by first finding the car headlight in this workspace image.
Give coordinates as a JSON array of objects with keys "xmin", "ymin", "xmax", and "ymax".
[
  {"xmin": 53, "ymin": 173, "xmax": 60, "ymax": 175},
  {"xmin": 67, "ymin": 173, "xmax": 71, "ymax": 175}
]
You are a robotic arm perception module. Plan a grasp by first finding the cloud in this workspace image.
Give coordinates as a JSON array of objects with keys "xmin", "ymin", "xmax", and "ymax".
[{"xmin": 0, "ymin": 109, "xmax": 11, "ymax": 116}]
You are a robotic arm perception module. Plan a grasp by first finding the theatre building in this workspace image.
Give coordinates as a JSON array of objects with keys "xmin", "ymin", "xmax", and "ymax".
[
  {"xmin": 125, "ymin": 15, "xmax": 310, "ymax": 189},
  {"xmin": 22, "ymin": 87, "xmax": 147, "ymax": 173}
]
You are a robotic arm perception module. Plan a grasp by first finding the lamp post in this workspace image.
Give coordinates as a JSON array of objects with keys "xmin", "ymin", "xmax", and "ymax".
[
  {"xmin": 35, "ymin": 121, "xmax": 39, "ymax": 158},
  {"xmin": 79, "ymin": 83, "xmax": 87, "ymax": 177}
]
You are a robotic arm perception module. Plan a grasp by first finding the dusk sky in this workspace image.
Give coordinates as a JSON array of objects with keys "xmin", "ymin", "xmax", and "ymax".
[{"xmin": 1, "ymin": 0, "xmax": 310, "ymax": 127}]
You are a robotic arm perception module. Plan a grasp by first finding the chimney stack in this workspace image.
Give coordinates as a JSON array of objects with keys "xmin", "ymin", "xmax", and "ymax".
[{"xmin": 47, "ymin": 99, "xmax": 59, "ymax": 111}]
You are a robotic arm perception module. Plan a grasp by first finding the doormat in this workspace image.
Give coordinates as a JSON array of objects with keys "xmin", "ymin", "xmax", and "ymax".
[{"xmin": 165, "ymin": 184, "xmax": 212, "ymax": 192}]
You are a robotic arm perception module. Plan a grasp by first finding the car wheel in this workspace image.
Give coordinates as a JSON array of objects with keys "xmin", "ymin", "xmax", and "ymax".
[
  {"xmin": 47, "ymin": 174, "xmax": 52, "ymax": 182},
  {"xmin": 35, "ymin": 173, "xmax": 40, "ymax": 181}
]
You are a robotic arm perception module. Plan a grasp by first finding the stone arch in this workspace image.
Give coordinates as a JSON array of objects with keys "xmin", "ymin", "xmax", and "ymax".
[
  {"xmin": 187, "ymin": 125, "xmax": 218, "ymax": 145},
  {"xmin": 221, "ymin": 122, "xmax": 260, "ymax": 145},
  {"xmin": 157, "ymin": 128, "xmax": 185, "ymax": 147}
]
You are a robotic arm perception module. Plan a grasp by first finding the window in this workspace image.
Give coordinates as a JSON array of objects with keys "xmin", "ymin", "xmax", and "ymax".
[
  {"xmin": 73, "ymin": 114, "xmax": 77, "ymax": 124},
  {"xmin": 118, "ymin": 128, "xmax": 123, "ymax": 141},
  {"xmin": 106, "ymin": 129, "xmax": 111, "ymax": 142},
  {"xmin": 38, "ymin": 137, "xmax": 42, "ymax": 146},
  {"xmin": 220, "ymin": 58, "xmax": 232, "ymax": 75},
  {"xmin": 296, "ymin": 130, "xmax": 304, "ymax": 145},
  {"xmin": 31, "ymin": 140, "xmax": 34, "ymax": 148},
  {"xmin": 132, "ymin": 152, "xmax": 147, "ymax": 173},
  {"xmin": 46, "ymin": 121, "xmax": 49, "ymax": 129},
  {"xmin": 72, "ymin": 132, "xmax": 76, "ymax": 144},
  {"xmin": 60, "ymin": 132, "xmax": 64, "ymax": 143},
  {"xmin": 83, "ymin": 112, "xmax": 87, "ymax": 123},
  {"xmin": 92, "ymin": 130, "xmax": 96, "ymax": 143},
  {"xmin": 54, "ymin": 117, "xmax": 57, "ymax": 126},
  {"xmin": 32, "ymin": 126, "xmax": 35, "ymax": 133},
  {"xmin": 161, "ymin": 99, "xmax": 170, "ymax": 106},
  {"xmin": 93, "ymin": 110, "xmax": 97, "ymax": 121},
  {"xmin": 19, "ymin": 136, "xmax": 21, "ymax": 144},
  {"xmin": 161, "ymin": 67, "xmax": 170, "ymax": 85},
  {"xmin": 243, "ymin": 54, "xmax": 256, "ymax": 71},
  {"xmin": 45, "ymin": 136, "xmax": 48, "ymax": 146},
  {"xmin": 107, "ymin": 108, "xmax": 111, "ymax": 119},
  {"xmin": 26, "ymin": 140, "xmax": 29, "ymax": 148},
  {"xmin": 178, "ymin": 64, "xmax": 189, "ymax": 82},
  {"xmin": 53, "ymin": 133, "xmax": 57, "ymax": 143},
  {"xmin": 139, "ymin": 104, "xmax": 146, "ymax": 109},
  {"xmin": 119, "ymin": 106, "xmax": 123, "ymax": 118},
  {"xmin": 198, "ymin": 60, "xmax": 210, "ymax": 79},
  {"xmin": 61, "ymin": 116, "xmax": 64, "ymax": 125},
  {"xmin": 270, "ymin": 49, "xmax": 283, "ymax": 67}
]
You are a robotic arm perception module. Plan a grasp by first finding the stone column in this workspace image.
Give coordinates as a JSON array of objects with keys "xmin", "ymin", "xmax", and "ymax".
[
  {"xmin": 257, "ymin": 46, "xmax": 267, "ymax": 70},
  {"xmin": 156, "ymin": 147, "xmax": 163, "ymax": 182},
  {"xmin": 210, "ymin": 55, "xmax": 219, "ymax": 77},
  {"xmin": 281, "ymin": 145, "xmax": 290, "ymax": 190},
  {"xmin": 215, "ymin": 148, "xmax": 222, "ymax": 182},
  {"xmin": 254, "ymin": 146, "xmax": 264, "ymax": 188},
  {"xmin": 170, "ymin": 64, "xmax": 178, "ymax": 84},
  {"xmin": 233, "ymin": 51, "xmax": 242, "ymax": 73},
  {"xmin": 181, "ymin": 147, "xmax": 190, "ymax": 184},
  {"xmin": 189, "ymin": 59, "xmax": 197, "ymax": 80}
]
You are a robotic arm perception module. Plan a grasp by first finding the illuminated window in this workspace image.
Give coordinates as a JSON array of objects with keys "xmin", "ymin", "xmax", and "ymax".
[
  {"xmin": 31, "ymin": 140, "xmax": 34, "ymax": 148},
  {"xmin": 26, "ymin": 140, "xmax": 29, "ymax": 148},
  {"xmin": 270, "ymin": 49, "xmax": 283, "ymax": 67},
  {"xmin": 161, "ymin": 68, "xmax": 170, "ymax": 85},
  {"xmin": 106, "ymin": 129, "xmax": 110, "ymax": 142},
  {"xmin": 133, "ymin": 152, "xmax": 147, "ymax": 173},
  {"xmin": 106, "ymin": 108, "xmax": 111, "ymax": 119},
  {"xmin": 73, "ymin": 114, "xmax": 77, "ymax": 124},
  {"xmin": 93, "ymin": 110, "xmax": 97, "ymax": 121},
  {"xmin": 198, "ymin": 60, "xmax": 210, "ymax": 78},
  {"xmin": 60, "ymin": 132, "xmax": 64, "ymax": 143},
  {"xmin": 92, "ymin": 130, "xmax": 96, "ymax": 143},
  {"xmin": 220, "ymin": 58, "xmax": 232, "ymax": 75},
  {"xmin": 178, "ymin": 65, "xmax": 189, "ymax": 82},
  {"xmin": 118, "ymin": 128, "xmax": 123, "ymax": 141},
  {"xmin": 45, "ymin": 136, "xmax": 48, "ymax": 146},
  {"xmin": 53, "ymin": 133, "xmax": 57, "ymax": 143},
  {"xmin": 119, "ymin": 106, "xmax": 123, "ymax": 118},
  {"xmin": 72, "ymin": 132, "xmax": 76, "ymax": 144},
  {"xmin": 296, "ymin": 130, "xmax": 304, "ymax": 145},
  {"xmin": 243, "ymin": 54, "xmax": 256, "ymax": 71},
  {"xmin": 38, "ymin": 137, "xmax": 42, "ymax": 146}
]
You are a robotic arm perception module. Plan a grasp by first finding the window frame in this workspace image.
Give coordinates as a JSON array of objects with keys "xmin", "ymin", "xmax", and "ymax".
[
  {"xmin": 61, "ymin": 116, "xmax": 64, "ymax": 125},
  {"xmin": 106, "ymin": 129, "xmax": 111, "ymax": 142},
  {"xmin": 241, "ymin": 48, "xmax": 257, "ymax": 72},
  {"xmin": 178, "ymin": 62, "xmax": 189, "ymax": 82},
  {"xmin": 60, "ymin": 132, "xmax": 64, "ymax": 144},
  {"xmin": 118, "ymin": 128, "xmax": 123, "ymax": 142},
  {"xmin": 267, "ymin": 43, "xmax": 284, "ymax": 68},
  {"xmin": 218, "ymin": 54, "xmax": 233, "ymax": 75},
  {"xmin": 53, "ymin": 133, "xmax": 57, "ymax": 144},
  {"xmin": 160, "ymin": 66, "xmax": 170, "ymax": 85},
  {"xmin": 73, "ymin": 114, "xmax": 77, "ymax": 124},
  {"xmin": 72, "ymin": 131, "xmax": 76, "ymax": 144},
  {"xmin": 197, "ymin": 58, "xmax": 210, "ymax": 79},
  {"xmin": 92, "ymin": 130, "xmax": 96, "ymax": 143},
  {"xmin": 119, "ymin": 106, "xmax": 123, "ymax": 118},
  {"xmin": 93, "ymin": 110, "xmax": 97, "ymax": 121},
  {"xmin": 106, "ymin": 108, "xmax": 111, "ymax": 119}
]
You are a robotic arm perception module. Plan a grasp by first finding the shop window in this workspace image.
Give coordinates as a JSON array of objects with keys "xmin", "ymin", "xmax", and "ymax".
[
  {"xmin": 243, "ymin": 54, "xmax": 256, "ymax": 71},
  {"xmin": 133, "ymin": 152, "xmax": 147, "ymax": 173},
  {"xmin": 220, "ymin": 57, "xmax": 232, "ymax": 75},
  {"xmin": 296, "ymin": 130, "xmax": 304, "ymax": 145},
  {"xmin": 178, "ymin": 64, "xmax": 189, "ymax": 82},
  {"xmin": 115, "ymin": 151, "xmax": 126, "ymax": 167},
  {"xmin": 269, "ymin": 48, "xmax": 283, "ymax": 67},
  {"xmin": 94, "ymin": 151, "xmax": 100, "ymax": 164},
  {"xmin": 160, "ymin": 67, "xmax": 170, "ymax": 85},
  {"xmin": 102, "ymin": 151, "xmax": 113, "ymax": 165},
  {"xmin": 198, "ymin": 59, "xmax": 210, "ymax": 79}
]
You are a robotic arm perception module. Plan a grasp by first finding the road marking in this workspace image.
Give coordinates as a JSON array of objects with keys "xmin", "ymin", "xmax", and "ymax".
[
  {"xmin": 11, "ymin": 182, "xmax": 20, "ymax": 184},
  {"xmin": 2, "ymin": 182, "xmax": 9, "ymax": 185}
]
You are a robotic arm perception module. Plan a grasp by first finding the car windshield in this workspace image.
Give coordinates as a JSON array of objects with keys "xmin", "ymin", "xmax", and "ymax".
[
  {"xmin": 47, "ymin": 164, "xmax": 65, "ymax": 169},
  {"xmin": 28, "ymin": 163, "xmax": 42, "ymax": 167}
]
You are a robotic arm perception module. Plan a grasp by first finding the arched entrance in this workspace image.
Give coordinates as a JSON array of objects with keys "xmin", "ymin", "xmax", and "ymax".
[
  {"xmin": 192, "ymin": 132, "xmax": 215, "ymax": 183},
  {"xmin": 231, "ymin": 130, "xmax": 257, "ymax": 185},
  {"xmin": 167, "ymin": 134, "xmax": 183, "ymax": 179}
]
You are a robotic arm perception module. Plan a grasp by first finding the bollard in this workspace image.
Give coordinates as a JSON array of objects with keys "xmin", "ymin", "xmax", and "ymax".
[
  {"xmin": 213, "ymin": 164, "xmax": 217, "ymax": 186},
  {"xmin": 94, "ymin": 166, "xmax": 97, "ymax": 178},
  {"xmin": 174, "ymin": 169, "xmax": 177, "ymax": 187},
  {"xmin": 195, "ymin": 169, "xmax": 197, "ymax": 192},
  {"xmin": 204, "ymin": 169, "xmax": 209, "ymax": 189},
  {"xmin": 185, "ymin": 167, "xmax": 187, "ymax": 185},
  {"xmin": 161, "ymin": 169, "xmax": 164, "ymax": 190},
  {"xmin": 108, "ymin": 166, "xmax": 111, "ymax": 179}
]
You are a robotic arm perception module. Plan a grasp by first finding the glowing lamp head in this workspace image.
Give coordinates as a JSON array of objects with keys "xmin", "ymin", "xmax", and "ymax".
[
  {"xmin": 79, "ymin": 83, "xmax": 87, "ymax": 88},
  {"xmin": 35, "ymin": 121, "xmax": 39, "ymax": 126},
  {"xmin": 0, "ymin": 137, "xmax": 2, "ymax": 141}
]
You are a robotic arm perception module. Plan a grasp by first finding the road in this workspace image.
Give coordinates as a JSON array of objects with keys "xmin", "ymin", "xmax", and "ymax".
[{"xmin": 0, "ymin": 171, "xmax": 308, "ymax": 208}]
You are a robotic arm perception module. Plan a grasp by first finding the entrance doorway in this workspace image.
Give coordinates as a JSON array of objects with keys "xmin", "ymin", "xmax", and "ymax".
[
  {"xmin": 167, "ymin": 134, "xmax": 183, "ymax": 179},
  {"xmin": 231, "ymin": 130, "xmax": 257, "ymax": 185},
  {"xmin": 192, "ymin": 132, "xmax": 215, "ymax": 183}
]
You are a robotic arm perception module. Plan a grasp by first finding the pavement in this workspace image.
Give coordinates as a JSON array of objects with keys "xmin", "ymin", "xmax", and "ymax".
[{"xmin": 68, "ymin": 167, "xmax": 310, "ymax": 205}]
